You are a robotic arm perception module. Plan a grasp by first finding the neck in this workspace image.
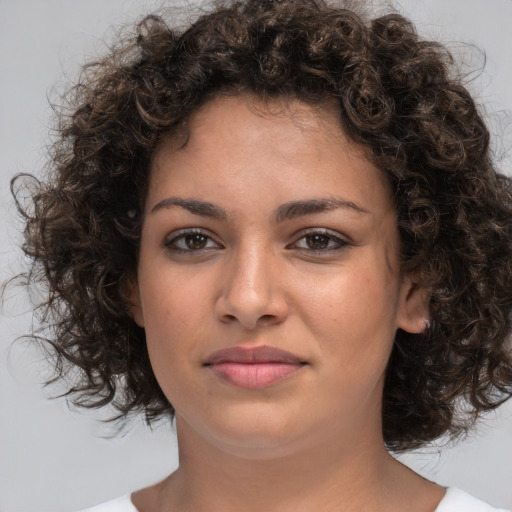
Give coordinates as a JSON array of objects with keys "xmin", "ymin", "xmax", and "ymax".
[{"xmin": 150, "ymin": 416, "xmax": 434, "ymax": 512}]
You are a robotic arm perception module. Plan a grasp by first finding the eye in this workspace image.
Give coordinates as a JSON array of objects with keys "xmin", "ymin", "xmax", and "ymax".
[
  {"xmin": 164, "ymin": 229, "xmax": 222, "ymax": 253},
  {"xmin": 289, "ymin": 230, "xmax": 349, "ymax": 252}
]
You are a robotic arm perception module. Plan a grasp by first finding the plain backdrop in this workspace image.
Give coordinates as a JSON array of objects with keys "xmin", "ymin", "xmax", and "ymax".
[{"xmin": 1, "ymin": 0, "xmax": 511, "ymax": 510}]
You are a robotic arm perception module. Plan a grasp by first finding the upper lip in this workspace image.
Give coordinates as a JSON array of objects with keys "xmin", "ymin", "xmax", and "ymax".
[{"xmin": 204, "ymin": 345, "xmax": 305, "ymax": 365}]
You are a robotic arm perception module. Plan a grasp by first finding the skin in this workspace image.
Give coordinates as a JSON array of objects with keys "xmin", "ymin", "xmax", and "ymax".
[{"xmin": 129, "ymin": 94, "xmax": 444, "ymax": 512}]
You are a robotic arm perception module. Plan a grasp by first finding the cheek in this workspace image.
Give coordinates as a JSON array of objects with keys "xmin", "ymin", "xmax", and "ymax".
[
  {"xmin": 139, "ymin": 256, "xmax": 215, "ymax": 329},
  {"xmin": 298, "ymin": 256, "xmax": 399, "ymax": 364},
  {"xmin": 137, "ymin": 269, "xmax": 212, "ymax": 387},
  {"xmin": 143, "ymin": 280, "xmax": 196, "ymax": 337}
]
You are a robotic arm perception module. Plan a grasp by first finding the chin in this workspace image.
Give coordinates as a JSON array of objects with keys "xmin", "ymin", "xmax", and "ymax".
[{"xmin": 180, "ymin": 403, "xmax": 315, "ymax": 458}]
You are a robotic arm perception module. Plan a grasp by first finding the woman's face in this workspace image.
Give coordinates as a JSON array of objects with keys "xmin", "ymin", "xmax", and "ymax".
[{"xmin": 131, "ymin": 94, "xmax": 427, "ymax": 458}]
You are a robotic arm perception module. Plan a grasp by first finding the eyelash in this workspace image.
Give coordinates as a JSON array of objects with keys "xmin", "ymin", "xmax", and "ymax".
[
  {"xmin": 287, "ymin": 229, "xmax": 350, "ymax": 253},
  {"xmin": 164, "ymin": 229, "xmax": 222, "ymax": 253},
  {"xmin": 163, "ymin": 228, "xmax": 350, "ymax": 254}
]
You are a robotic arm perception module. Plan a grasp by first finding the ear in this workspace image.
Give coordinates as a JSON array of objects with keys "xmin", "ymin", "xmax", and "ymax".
[
  {"xmin": 122, "ymin": 274, "xmax": 145, "ymax": 328},
  {"xmin": 397, "ymin": 276, "xmax": 430, "ymax": 334}
]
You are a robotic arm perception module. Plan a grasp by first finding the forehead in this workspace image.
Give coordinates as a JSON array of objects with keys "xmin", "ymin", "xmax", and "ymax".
[
  {"xmin": 148, "ymin": 94, "xmax": 393, "ymax": 215},
  {"xmin": 156, "ymin": 93, "xmax": 371, "ymax": 159}
]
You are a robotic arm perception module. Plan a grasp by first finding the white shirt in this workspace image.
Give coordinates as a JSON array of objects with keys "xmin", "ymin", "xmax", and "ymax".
[{"xmin": 76, "ymin": 487, "xmax": 510, "ymax": 511}]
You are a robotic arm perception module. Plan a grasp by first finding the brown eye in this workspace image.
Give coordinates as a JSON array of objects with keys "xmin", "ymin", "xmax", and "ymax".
[
  {"xmin": 289, "ymin": 229, "xmax": 350, "ymax": 253},
  {"xmin": 305, "ymin": 234, "xmax": 331, "ymax": 250},
  {"xmin": 164, "ymin": 230, "xmax": 222, "ymax": 253},
  {"xmin": 184, "ymin": 233, "xmax": 208, "ymax": 250}
]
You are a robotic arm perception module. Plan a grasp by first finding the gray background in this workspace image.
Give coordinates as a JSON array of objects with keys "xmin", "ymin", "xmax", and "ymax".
[{"xmin": 1, "ymin": 0, "xmax": 511, "ymax": 510}]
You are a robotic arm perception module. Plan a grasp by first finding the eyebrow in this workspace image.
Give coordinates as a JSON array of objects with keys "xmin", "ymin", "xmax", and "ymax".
[
  {"xmin": 149, "ymin": 196, "xmax": 369, "ymax": 221},
  {"xmin": 274, "ymin": 197, "xmax": 370, "ymax": 223},
  {"xmin": 150, "ymin": 197, "xmax": 228, "ymax": 220}
]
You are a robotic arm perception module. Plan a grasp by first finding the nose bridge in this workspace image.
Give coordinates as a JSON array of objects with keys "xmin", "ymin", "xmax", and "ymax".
[
  {"xmin": 218, "ymin": 237, "xmax": 287, "ymax": 328},
  {"xmin": 228, "ymin": 238, "xmax": 274, "ymax": 308}
]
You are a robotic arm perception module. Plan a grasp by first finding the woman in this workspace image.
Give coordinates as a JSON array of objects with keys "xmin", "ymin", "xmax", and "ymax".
[{"xmin": 11, "ymin": 0, "xmax": 512, "ymax": 510}]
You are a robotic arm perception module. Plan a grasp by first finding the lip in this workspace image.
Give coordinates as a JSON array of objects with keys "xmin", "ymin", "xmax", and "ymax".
[{"xmin": 204, "ymin": 345, "xmax": 306, "ymax": 389}]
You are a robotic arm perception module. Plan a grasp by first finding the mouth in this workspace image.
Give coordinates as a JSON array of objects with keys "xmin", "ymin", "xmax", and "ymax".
[{"xmin": 204, "ymin": 345, "xmax": 307, "ymax": 389}]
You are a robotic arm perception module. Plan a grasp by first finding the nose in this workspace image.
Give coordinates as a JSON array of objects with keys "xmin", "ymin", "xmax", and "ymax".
[{"xmin": 215, "ymin": 244, "xmax": 289, "ymax": 330}]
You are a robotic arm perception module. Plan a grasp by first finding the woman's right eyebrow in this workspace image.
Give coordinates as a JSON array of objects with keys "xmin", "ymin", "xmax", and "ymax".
[{"xmin": 150, "ymin": 197, "xmax": 228, "ymax": 220}]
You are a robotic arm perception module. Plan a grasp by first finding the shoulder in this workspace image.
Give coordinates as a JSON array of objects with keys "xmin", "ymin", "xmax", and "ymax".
[
  {"xmin": 74, "ymin": 495, "xmax": 138, "ymax": 512},
  {"xmin": 436, "ymin": 487, "xmax": 510, "ymax": 512}
]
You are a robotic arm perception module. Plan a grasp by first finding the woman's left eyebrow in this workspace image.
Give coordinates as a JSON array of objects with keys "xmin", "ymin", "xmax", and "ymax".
[{"xmin": 274, "ymin": 197, "xmax": 370, "ymax": 223}]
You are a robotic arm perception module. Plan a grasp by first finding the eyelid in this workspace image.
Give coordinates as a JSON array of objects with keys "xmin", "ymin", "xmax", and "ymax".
[
  {"xmin": 287, "ymin": 228, "xmax": 352, "ymax": 252},
  {"xmin": 163, "ymin": 228, "xmax": 223, "ymax": 252}
]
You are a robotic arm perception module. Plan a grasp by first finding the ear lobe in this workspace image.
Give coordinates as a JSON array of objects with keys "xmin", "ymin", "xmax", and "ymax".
[
  {"xmin": 122, "ymin": 275, "xmax": 145, "ymax": 328},
  {"xmin": 397, "ymin": 277, "xmax": 430, "ymax": 334}
]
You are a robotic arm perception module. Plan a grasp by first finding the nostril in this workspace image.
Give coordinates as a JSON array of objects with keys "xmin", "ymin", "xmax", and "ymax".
[
  {"xmin": 219, "ymin": 311, "xmax": 280, "ymax": 327},
  {"xmin": 215, "ymin": 286, "xmax": 289, "ymax": 329}
]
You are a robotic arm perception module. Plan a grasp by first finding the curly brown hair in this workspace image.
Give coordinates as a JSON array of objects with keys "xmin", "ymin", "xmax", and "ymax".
[{"xmin": 12, "ymin": 0, "xmax": 512, "ymax": 451}]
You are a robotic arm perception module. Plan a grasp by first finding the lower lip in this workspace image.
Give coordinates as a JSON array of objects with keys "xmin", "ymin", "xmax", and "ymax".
[{"xmin": 208, "ymin": 362, "xmax": 304, "ymax": 389}]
